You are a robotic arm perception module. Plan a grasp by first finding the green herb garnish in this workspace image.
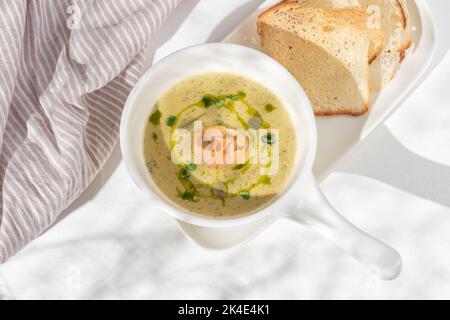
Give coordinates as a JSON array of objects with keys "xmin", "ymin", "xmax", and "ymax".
[
  {"xmin": 237, "ymin": 91, "xmax": 246, "ymax": 99},
  {"xmin": 202, "ymin": 94, "xmax": 226, "ymax": 108},
  {"xmin": 149, "ymin": 109, "xmax": 162, "ymax": 125},
  {"xmin": 233, "ymin": 164, "xmax": 246, "ymax": 170},
  {"xmin": 265, "ymin": 103, "xmax": 276, "ymax": 113},
  {"xmin": 215, "ymin": 99, "xmax": 225, "ymax": 107},
  {"xmin": 166, "ymin": 116, "xmax": 177, "ymax": 127},
  {"xmin": 181, "ymin": 192, "xmax": 196, "ymax": 202},
  {"xmin": 228, "ymin": 91, "xmax": 246, "ymax": 101},
  {"xmin": 152, "ymin": 133, "xmax": 158, "ymax": 141},
  {"xmin": 262, "ymin": 133, "xmax": 275, "ymax": 145},
  {"xmin": 239, "ymin": 190, "xmax": 250, "ymax": 200},
  {"xmin": 179, "ymin": 163, "xmax": 198, "ymax": 180},
  {"xmin": 216, "ymin": 119, "xmax": 224, "ymax": 125},
  {"xmin": 202, "ymin": 95, "xmax": 215, "ymax": 107},
  {"xmin": 185, "ymin": 163, "xmax": 197, "ymax": 172},
  {"xmin": 179, "ymin": 169, "xmax": 191, "ymax": 180}
]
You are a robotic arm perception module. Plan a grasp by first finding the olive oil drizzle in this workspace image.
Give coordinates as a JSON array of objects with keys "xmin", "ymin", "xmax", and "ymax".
[{"xmin": 155, "ymin": 91, "xmax": 276, "ymax": 203}]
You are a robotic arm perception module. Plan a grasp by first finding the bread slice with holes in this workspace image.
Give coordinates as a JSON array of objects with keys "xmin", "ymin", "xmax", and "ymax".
[
  {"xmin": 282, "ymin": 0, "xmax": 384, "ymax": 63},
  {"xmin": 258, "ymin": 4, "xmax": 371, "ymax": 116},
  {"xmin": 284, "ymin": 0, "xmax": 411, "ymax": 91},
  {"xmin": 358, "ymin": 0, "xmax": 411, "ymax": 91}
]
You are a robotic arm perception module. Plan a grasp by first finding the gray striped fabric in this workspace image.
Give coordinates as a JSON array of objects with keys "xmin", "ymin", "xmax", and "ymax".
[{"xmin": 0, "ymin": 0, "xmax": 179, "ymax": 264}]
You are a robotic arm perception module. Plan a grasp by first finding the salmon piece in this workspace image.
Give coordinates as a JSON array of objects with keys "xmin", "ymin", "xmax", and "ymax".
[{"xmin": 196, "ymin": 126, "xmax": 249, "ymax": 168}]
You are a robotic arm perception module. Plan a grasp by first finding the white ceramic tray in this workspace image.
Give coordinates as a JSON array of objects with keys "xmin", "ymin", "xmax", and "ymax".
[{"xmin": 177, "ymin": 0, "xmax": 437, "ymax": 250}]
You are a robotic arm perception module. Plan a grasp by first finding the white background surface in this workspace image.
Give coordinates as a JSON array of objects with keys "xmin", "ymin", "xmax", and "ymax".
[{"xmin": 0, "ymin": 0, "xmax": 450, "ymax": 300}]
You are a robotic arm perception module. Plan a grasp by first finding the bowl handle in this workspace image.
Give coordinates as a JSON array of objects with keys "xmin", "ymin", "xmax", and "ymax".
[{"xmin": 286, "ymin": 173, "xmax": 402, "ymax": 280}]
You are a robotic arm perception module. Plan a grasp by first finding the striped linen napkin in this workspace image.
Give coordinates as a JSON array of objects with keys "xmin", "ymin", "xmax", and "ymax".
[{"xmin": 0, "ymin": 0, "xmax": 179, "ymax": 264}]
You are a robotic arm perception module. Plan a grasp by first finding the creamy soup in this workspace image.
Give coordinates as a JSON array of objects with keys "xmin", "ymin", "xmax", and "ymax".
[{"xmin": 143, "ymin": 73, "xmax": 297, "ymax": 218}]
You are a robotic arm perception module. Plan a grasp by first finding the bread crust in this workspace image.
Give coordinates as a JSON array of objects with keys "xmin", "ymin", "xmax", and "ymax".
[
  {"xmin": 257, "ymin": 1, "xmax": 294, "ymax": 35},
  {"xmin": 368, "ymin": 29, "xmax": 384, "ymax": 64},
  {"xmin": 258, "ymin": 4, "xmax": 372, "ymax": 116},
  {"xmin": 314, "ymin": 99, "xmax": 370, "ymax": 116},
  {"xmin": 396, "ymin": 0, "xmax": 412, "ymax": 62},
  {"xmin": 314, "ymin": 107, "xmax": 369, "ymax": 116}
]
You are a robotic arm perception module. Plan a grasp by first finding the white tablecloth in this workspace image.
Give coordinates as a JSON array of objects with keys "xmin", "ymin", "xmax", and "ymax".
[{"xmin": 0, "ymin": 0, "xmax": 449, "ymax": 300}]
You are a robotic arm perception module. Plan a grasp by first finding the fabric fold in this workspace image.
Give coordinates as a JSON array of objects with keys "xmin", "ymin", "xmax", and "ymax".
[{"xmin": 0, "ymin": 0, "xmax": 180, "ymax": 263}]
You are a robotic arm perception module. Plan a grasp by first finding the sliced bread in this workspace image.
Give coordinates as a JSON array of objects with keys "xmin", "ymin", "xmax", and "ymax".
[
  {"xmin": 358, "ymin": 0, "xmax": 410, "ymax": 91},
  {"xmin": 283, "ymin": 0, "xmax": 384, "ymax": 63},
  {"xmin": 368, "ymin": 28, "xmax": 384, "ymax": 63},
  {"xmin": 397, "ymin": 0, "xmax": 412, "ymax": 60},
  {"xmin": 258, "ymin": 4, "xmax": 371, "ymax": 115},
  {"xmin": 285, "ymin": 0, "xmax": 411, "ymax": 91}
]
